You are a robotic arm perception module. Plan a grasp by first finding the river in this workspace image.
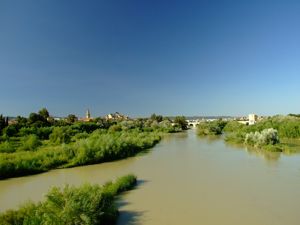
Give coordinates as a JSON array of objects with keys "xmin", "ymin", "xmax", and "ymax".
[{"xmin": 1, "ymin": 129, "xmax": 300, "ymax": 225}]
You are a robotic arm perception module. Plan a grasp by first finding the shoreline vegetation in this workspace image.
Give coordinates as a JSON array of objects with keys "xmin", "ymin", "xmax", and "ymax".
[
  {"xmin": 0, "ymin": 109, "xmax": 188, "ymax": 180},
  {"xmin": 0, "ymin": 174, "xmax": 137, "ymax": 225},
  {"xmin": 197, "ymin": 115, "xmax": 300, "ymax": 153}
]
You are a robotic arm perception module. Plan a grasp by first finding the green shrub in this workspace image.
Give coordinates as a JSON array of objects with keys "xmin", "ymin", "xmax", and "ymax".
[
  {"xmin": 69, "ymin": 130, "xmax": 161, "ymax": 166},
  {"xmin": 245, "ymin": 128, "xmax": 279, "ymax": 147},
  {"xmin": 108, "ymin": 124, "xmax": 122, "ymax": 133},
  {"xmin": 224, "ymin": 131, "xmax": 246, "ymax": 144},
  {"xmin": 0, "ymin": 141, "xmax": 15, "ymax": 153},
  {"xmin": 197, "ymin": 120, "xmax": 227, "ymax": 136},
  {"xmin": 49, "ymin": 127, "xmax": 73, "ymax": 144},
  {"xmin": 223, "ymin": 121, "xmax": 246, "ymax": 133},
  {"xmin": 18, "ymin": 134, "xmax": 41, "ymax": 151}
]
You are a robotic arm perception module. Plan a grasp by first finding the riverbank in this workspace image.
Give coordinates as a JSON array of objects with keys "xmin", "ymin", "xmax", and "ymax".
[
  {"xmin": 197, "ymin": 116, "xmax": 300, "ymax": 153},
  {"xmin": 0, "ymin": 130, "xmax": 161, "ymax": 179}
]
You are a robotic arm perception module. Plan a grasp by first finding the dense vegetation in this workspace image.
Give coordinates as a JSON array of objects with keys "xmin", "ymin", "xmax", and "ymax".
[
  {"xmin": 0, "ymin": 174, "xmax": 137, "ymax": 225},
  {"xmin": 197, "ymin": 120, "xmax": 227, "ymax": 136},
  {"xmin": 0, "ymin": 109, "xmax": 188, "ymax": 179},
  {"xmin": 197, "ymin": 115, "xmax": 300, "ymax": 152}
]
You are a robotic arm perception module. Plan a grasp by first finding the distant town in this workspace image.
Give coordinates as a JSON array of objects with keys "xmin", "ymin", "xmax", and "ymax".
[
  {"xmin": 2, "ymin": 110, "xmax": 262, "ymax": 129},
  {"xmin": 186, "ymin": 113, "xmax": 262, "ymax": 127}
]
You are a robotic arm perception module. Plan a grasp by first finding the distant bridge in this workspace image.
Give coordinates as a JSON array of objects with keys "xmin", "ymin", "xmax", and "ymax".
[
  {"xmin": 186, "ymin": 120, "xmax": 201, "ymax": 128},
  {"xmin": 186, "ymin": 119, "xmax": 219, "ymax": 128}
]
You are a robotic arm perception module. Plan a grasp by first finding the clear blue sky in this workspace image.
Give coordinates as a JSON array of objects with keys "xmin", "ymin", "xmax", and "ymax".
[{"xmin": 1, "ymin": 0, "xmax": 299, "ymax": 117}]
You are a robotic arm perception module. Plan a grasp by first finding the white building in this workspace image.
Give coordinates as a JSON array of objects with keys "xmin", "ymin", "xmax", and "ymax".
[{"xmin": 248, "ymin": 114, "xmax": 258, "ymax": 125}]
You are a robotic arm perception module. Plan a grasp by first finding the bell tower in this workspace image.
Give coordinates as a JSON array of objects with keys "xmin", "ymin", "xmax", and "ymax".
[{"xmin": 86, "ymin": 109, "xmax": 91, "ymax": 119}]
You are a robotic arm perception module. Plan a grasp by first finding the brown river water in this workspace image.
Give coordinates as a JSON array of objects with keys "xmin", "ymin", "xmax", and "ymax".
[{"xmin": 1, "ymin": 129, "xmax": 300, "ymax": 225}]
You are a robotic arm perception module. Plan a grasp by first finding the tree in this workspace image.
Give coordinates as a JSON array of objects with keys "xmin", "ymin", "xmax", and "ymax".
[
  {"xmin": 28, "ymin": 113, "xmax": 44, "ymax": 125},
  {"xmin": 150, "ymin": 114, "xmax": 163, "ymax": 123},
  {"xmin": 0, "ymin": 114, "xmax": 8, "ymax": 133},
  {"xmin": 174, "ymin": 116, "xmax": 188, "ymax": 130},
  {"xmin": 245, "ymin": 128, "xmax": 279, "ymax": 147},
  {"xmin": 197, "ymin": 120, "xmax": 227, "ymax": 136},
  {"xmin": 16, "ymin": 116, "xmax": 28, "ymax": 126},
  {"xmin": 2, "ymin": 125, "xmax": 18, "ymax": 137},
  {"xmin": 66, "ymin": 114, "xmax": 78, "ymax": 123},
  {"xmin": 38, "ymin": 108, "xmax": 50, "ymax": 120},
  {"xmin": 49, "ymin": 127, "xmax": 72, "ymax": 144},
  {"xmin": 19, "ymin": 134, "xmax": 42, "ymax": 151}
]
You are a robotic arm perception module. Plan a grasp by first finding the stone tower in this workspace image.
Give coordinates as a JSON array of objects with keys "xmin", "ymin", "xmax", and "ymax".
[{"xmin": 86, "ymin": 109, "xmax": 91, "ymax": 119}]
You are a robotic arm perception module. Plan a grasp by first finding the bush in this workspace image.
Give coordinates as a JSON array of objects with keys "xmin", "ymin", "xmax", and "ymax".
[
  {"xmin": 174, "ymin": 116, "xmax": 188, "ymax": 130},
  {"xmin": 0, "ymin": 141, "xmax": 15, "ymax": 153},
  {"xmin": 197, "ymin": 120, "xmax": 227, "ymax": 136},
  {"xmin": 245, "ymin": 128, "xmax": 279, "ymax": 148},
  {"xmin": 50, "ymin": 127, "xmax": 73, "ymax": 144},
  {"xmin": 2, "ymin": 125, "xmax": 18, "ymax": 137},
  {"xmin": 18, "ymin": 134, "xmax": 41, "ymax": 151},
  {"xmin": 108, "ymin": 124, "xmax": 122, "ymax": 133},
  {"xmin": 70, "ymin": 122, "xmax": 101, "ymax": 133},
  {"xmin": 69, "ymin": 130, "xmax": 161, "ymax": 166},
  {"xmin": 223, "ymin": 121, "xmax": 246, "ymax": 133}
]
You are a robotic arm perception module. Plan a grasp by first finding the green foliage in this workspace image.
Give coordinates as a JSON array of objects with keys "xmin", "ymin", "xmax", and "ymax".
[
  {"xmin": 71, "ymin": 132, "xmax": 89, "ymax": 141},
  {"xmin": 288, "ymin": 114, "xmax": 300, "ymax": 118},
  {"xmin": 0, "ymin": 114, "xmax": 8, "ymax": 134},
  {"xmin": 18, "ymin": 134, "xmax": 41, "ymax": 152},
  {"xmin": 158, "ymin": 120, "xmax": 178, "ymax": 133},
  {"xmin": 66, "ymin": 114, "xmax": 78, "ymax": 123},
  {"xmin": 108, "ymin": 124, "xmax": 122, "ymax": 133},
  {"xmin": 150, "ymin": 114, "xmax": 163, "ymax": 123},
  {"xmin": 197, "ymin": 120, "xmax": 227, "ymax": 136},
  {"xmin": 2, "ymin": 125, "xmax": 18, "ymax": 137},
  {"xmin": 244, "ymin": 128, "xmax": 280, "ymax": 147},
  {"xmin": 36, "ymin": 127, "xmax": 53, "ymax": 140},
  {"xmin": 0, "ymin": 146, "xmax": 70, "ymax": 179},
  {"xmin": 28, "ymin": 113, "xmax": 47, "ymax": 127},
  {"xmin": 18, "ymin": 127, "xmax": 53, "ymax": 140},
  {"xmin": 224, "ymin": 131, "xmax": 246, "ymax": 144},
  {"xmin": 49, "ymin": 127, "xmax": 73, "ymax": 144},
  {"xmin": 174, "ymin": 116, "xmax": 188, "ymax": 130},
  {"xmin": 38, "ymin": 108, "xmax": 50, "ymax": 120},
  {"xmin": 0, "ymin": 141, "xmax": 15, "ymax": 153},
  {"xmin": 94, "ymin": 117, "xmax": 114, "ymax": 129},
  {"xmin": 18, "ymin": 127, "xmax": 37, "ymax": 137},
  {"xmin": 0, "ymin": 174, "xmax": 137, "ymax": 225},
  {"xmin": 223, "ymin": 121, "xmax": 246, "ymax": 133},
  {"xmin": 225, "ymin": 115, "xmax": 300, "ymax": 139},
  {"xmin": 223, "ymin": 116, "xmax": 300, "ymax": 151},
  {"xmin": 15, "ymin": 116, "xmax": 28, "ymax": 127},
  {"xmin": 70, "ymin": 122, "xmax": 102, "ymax": 133},
  {"xmin": 69, "ymin": 130, "xmax": 161, "ymax": 166}
]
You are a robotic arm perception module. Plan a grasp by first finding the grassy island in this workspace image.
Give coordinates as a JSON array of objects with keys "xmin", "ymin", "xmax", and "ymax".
[{"xmin": 0, "ymin": 174, "xmax": 137, "ymax": 225}]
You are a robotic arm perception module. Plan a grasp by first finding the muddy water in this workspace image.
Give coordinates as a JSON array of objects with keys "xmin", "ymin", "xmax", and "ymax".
[{"xmin": 1, "ymin": 130, "xmax": 300, "ymax": 225}]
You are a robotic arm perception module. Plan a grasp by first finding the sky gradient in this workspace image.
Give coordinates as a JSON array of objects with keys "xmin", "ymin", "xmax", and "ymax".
[{"xmin": 1, "ymin": 0, "xmax": 300, "ymax": 117}]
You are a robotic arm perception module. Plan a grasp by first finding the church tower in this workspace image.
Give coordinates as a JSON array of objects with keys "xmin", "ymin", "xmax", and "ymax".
[{"xmin": 86, "ymin": 109, "xmax": 91, "ymax": 119}]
